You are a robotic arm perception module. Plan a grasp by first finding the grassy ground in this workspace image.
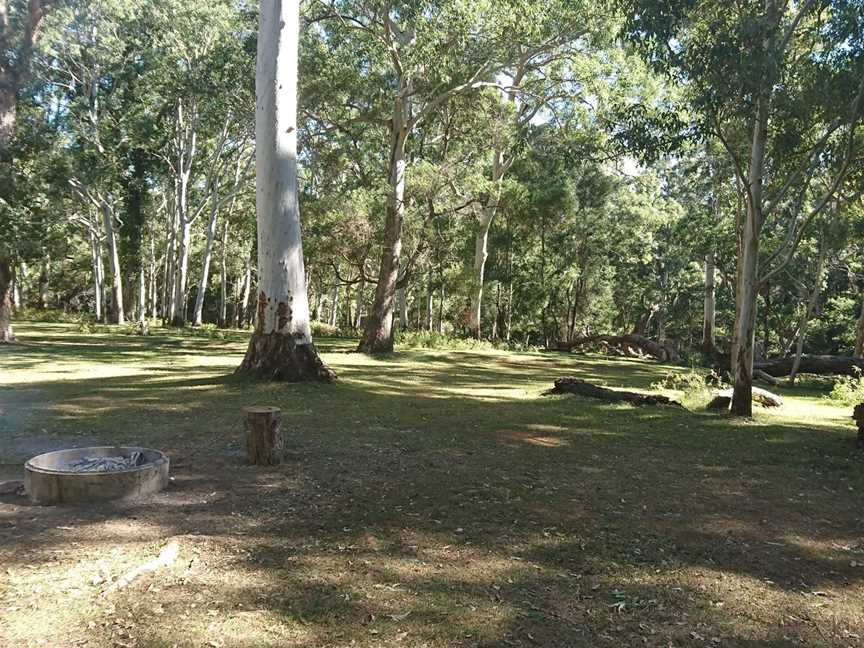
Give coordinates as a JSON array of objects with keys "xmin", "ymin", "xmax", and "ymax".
[{"xmin": 1, "ymin": 322, "xmax": 863, "ymax": 648}]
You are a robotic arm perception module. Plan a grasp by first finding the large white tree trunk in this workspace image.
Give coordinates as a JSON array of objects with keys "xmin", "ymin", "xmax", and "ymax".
[
  {"xmin": 328, "ymin": 283, "xmax": 339, "ymax": 327},
  {"xmin": 731, "ymin": 93, "xmax": 769, "ymax": 417},
  {"xmin": 11, "ymin": 265, "xmax": 20, "ymax": 308},
  {"xmin": 101, "ymin": 202, "xmax": 125, "ymax": 325},
  {"xmin": 425, "ymin": 274, "xmax": 434, "ymax": 331},
  {"xmin": 237, "ymin": 249, "xmax": 252, "ymax": 328},
  {"xmin": 702, "ymin": 252, "xmax": 716, "ymax": 354},
  {"xmin": 164, "ymin": 207, "xmax": 177, "ymax": 323},
  {"xmin": 137, "ymin": 265, "xmax": 147, "ymax": 331},
  {"xmin": 354, "ymin": 276, "xmax": 365, "ymax": 329},
  {"xmin": 855, "ymin": 296, "xmax": 864, "ymax": 359},
  {"xmin": 148, "ymin": 237, "xmax": 157, "ymax": 319},
  {"xmin": 38, "ymin": 252, "xmax": 49, "ymax": 309},
  {"xmin": 219, "ymin": 223, "xmax": 228, "ymax": 327},
  {"xmin": 0, "ymin": 257, "xmax": 14, "ymax": 343},
  {"xmin": 788, "ymin": 241, "xmax": 827, "ymax": 384},
  {"xmin": 192, "ymin": 192, "xmax": 219, "ymax": 326},
  {"xmin": 236, "ymin": 0, "xmax": 333, "ymax": 381},
  {"xmin": 397, "ymin": 285, "xmax": 408, "ymax": 330},
  {"xmin": 171, "ymin": 218, "xmax": 191, "ymax": 326},
  {"xmin": 359, "ymin": 101, "xmax": 409, "ymax": 352},
  {"xmin": 170, "ymin": 98, "xmax": 196, "ymax": 327},
  {"xmin": 468, "ymin": 206, "xmax": 495, "ymax": 338},
  {"xmin": 88, "ymin": 227, "xmax": 103, "ymax": 320}
]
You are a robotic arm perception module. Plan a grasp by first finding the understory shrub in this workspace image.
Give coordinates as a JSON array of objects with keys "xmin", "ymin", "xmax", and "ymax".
[
  {"xmin": 827, "ymin": 369, "xmax": 864, "ymax": 405},
  {"xmin": 396, "ymin": 330, "xmax": 496, "ymax": 351},
  {"xmin": 651, "ymin": 369, "xmax": 720, "ymax": 410},
  {"xmin": 311, "ymin": 321, "xmax": 358, "ymax": 338},
  {"xmin": 16, "ymin": 308, "xmax": 94, "ymax": 324}
]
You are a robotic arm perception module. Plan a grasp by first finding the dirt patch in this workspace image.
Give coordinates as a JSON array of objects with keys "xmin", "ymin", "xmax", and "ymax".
[
  {"xmin": 0, "ymin": 386, "xmax": 101, "ymax": 463},
  {"xmin": 497, "ymin": 430, "xmax": 571, "ymax": 447}
]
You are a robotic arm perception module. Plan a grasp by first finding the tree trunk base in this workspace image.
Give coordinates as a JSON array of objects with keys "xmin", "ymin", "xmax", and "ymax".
[
  {"xmin": 0, "ymin": 329, "xmax": 14, "ymax": 344},
  {"xmin": 237, "ymin": 333, "xmax": 336, "ymax": 382},
  {"xmin": 357, "ymin": 330, "xmax": 394, "ymax": 354},
  {"xmin": 707, "ymin": 395, "xmax": 732, "ymax": 411}
]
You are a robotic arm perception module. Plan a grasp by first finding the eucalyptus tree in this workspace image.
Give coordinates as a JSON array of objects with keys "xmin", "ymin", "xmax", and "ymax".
[
  {"xmin": 236, "ymin": 0, "xmax": 334, "ymax": 381},
  {"xmin": 0, "ymin": 0, "xmax": 54, "ymax": 342},
  {"xmin": 623, "ymin": 0, "xmax": 864, "ymax": 415},
  {"xmin": 464, "ymin": 1, "xmax": 606, "ymax": 339},
  {"xmin": 37, "ymin": 0, "xmax": 155, "ymax": 324},
  {"xmin": 310, "ymin": 0, "xmax": 552, "ymax": 352},
  {"xmin": 140, "ymin": 0, "xmax": 254, "ymax": 326}
]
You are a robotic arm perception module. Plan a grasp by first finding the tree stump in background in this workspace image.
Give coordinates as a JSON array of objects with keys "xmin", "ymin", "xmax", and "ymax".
[
  {"xmin": 707, "ymin": 394, "xmax": 732, "ymax": 411},
  {"xmin": 244, "ymin": 406, "xmax": 284, "ymax": 465},
  {"xmin": 853, "ymin": 403, "xmax": 864, "ymax": 449}
]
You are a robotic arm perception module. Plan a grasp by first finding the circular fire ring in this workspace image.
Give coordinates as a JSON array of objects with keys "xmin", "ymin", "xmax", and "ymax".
[{"xmin": 25, "ymin": 446, "xmax": 170, "ymax": 505}]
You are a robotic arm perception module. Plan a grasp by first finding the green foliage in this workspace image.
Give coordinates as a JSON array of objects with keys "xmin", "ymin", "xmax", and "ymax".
[
  {"xmin": 310, "ymin": 321, "xmax": 359, "ymax": 339},
  {"xmin": 396, "ymin": 330, "xmax": 496, "ymax": 351},
  {"xmin": 651, "ymin": 368, "xmax": 719, "ymax": 410},
  {"xmin": 16, "ymin": 308, "xmax": 94, "ymax": 324},
  {"xmin": 826, "ymin": 369, "xmax": 864, "ymax": 406}
]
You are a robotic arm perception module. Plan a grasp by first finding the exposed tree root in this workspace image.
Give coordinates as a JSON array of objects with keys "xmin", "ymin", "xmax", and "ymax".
[{"xmin": 236, "ymin": 333, "xmax": 336, "ymax": 382}]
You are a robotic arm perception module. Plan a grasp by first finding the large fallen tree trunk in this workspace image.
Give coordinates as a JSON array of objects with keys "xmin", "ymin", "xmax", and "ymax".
[
  {"xmin": 754, "ymin": 356, "xmax": 864, "ymax": 378},
  {"xmin": 561, "ymin": 334, "xmax": 680, "ymax": 363},
  {"xmin": 547, "ymin": 377, "xmax": 682, "ymax": 407}
]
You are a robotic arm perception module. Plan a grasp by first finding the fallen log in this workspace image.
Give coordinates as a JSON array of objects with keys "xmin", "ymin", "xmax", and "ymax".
[
  {"xmin": 715, "ymin": 387, "xmax": 783, "ymax": 408},
  {"xmin": 564, "ymin": 334, "xmax": 680, "ymax": 363},
  {"xmin": 547, "ymin": 377, "xmax": 682, "ymax": 407},
  {"xmin": 753, "ymin": 369, "xmax": 780, "ymax": 386},
  {"xmin": 754, "ymin": 356, "xmax": 864, "ymax": 378}
]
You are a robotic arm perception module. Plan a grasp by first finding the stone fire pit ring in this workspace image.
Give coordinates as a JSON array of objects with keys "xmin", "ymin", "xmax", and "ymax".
[{"xmin": 25, "ymin": 446, "xmax": 170, "ymax": 505}]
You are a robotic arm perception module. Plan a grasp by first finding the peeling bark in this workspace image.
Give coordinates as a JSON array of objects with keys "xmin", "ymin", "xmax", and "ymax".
[{"xmin": 358, "ymin": 110, "xmax": 408, "ymax": 353}]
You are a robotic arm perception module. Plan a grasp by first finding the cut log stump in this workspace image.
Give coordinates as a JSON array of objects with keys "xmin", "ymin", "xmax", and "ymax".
[
  {"xmin": 707, "ymin": 395, "xmax": 732, "ymax": 411},
  {"xmin": 244, "ymin": 406, "xmax": 284, "ymax": 465},
  {"xmin": 547, "ymin": 377, "xmax": 682, "ymax": 407}
]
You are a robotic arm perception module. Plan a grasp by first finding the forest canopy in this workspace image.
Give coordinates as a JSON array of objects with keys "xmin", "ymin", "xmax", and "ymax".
[{"xmin": 1, "ymin": 0, "xmax": 863, "ymax": 416}]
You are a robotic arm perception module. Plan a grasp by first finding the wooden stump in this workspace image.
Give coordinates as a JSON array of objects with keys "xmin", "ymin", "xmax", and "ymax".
[
  {"xmin": 244, "ymin": 406, "xmax": 284, "ymax": 465},
  {"xmin": 707, "ymin": 395, "xmax": 732, "ymax": 411}
]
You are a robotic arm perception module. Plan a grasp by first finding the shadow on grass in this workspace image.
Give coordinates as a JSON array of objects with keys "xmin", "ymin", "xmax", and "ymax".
[{"xmin": 2, "ymin": 324, "xmax": 863, "ymax": 647}]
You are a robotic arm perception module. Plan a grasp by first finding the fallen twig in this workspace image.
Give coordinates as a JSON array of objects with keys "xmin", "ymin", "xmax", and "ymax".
[{"xmin": 103, "ymin": 540, "xmax": 180, "ymax": 595}]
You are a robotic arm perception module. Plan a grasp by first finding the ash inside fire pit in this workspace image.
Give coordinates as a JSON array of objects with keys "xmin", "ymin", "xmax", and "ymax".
[
  {"xmin": 68, "ymin": 452, "xmax": 147, "ymax": 473},
  {"xmin": 25, "ymin": 446, "xmax": 169, "ymax": 505}
]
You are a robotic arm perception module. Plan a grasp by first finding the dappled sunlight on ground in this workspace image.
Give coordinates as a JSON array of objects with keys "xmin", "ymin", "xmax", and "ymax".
[{"xmin": 2, "ymin": 322, "xmax": 864, "ymax": 647}]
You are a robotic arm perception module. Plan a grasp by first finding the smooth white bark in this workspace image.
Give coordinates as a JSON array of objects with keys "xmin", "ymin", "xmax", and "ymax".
[
  {"xmin": 254, "ymin": 0, "xmax": 312, "ymax": 341},
  {"xmin": 702, "ymin": 252, "xmax": 716, "ymax": 353}
]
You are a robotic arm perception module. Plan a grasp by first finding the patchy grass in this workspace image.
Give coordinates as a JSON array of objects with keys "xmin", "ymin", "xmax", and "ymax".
[{"xmin": 1, "ymin": 322, "xmax": 863, "ymax": 648}]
